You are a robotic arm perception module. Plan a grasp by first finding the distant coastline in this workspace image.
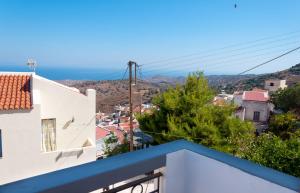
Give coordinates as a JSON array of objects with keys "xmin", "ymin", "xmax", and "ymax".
[
  {"xmin": 0, "ymin": 64, "xmax": 191, "ymax": 80},
  {"xmin": 0, "ymin": 65, "xmax": 126, "ymax": 80}
]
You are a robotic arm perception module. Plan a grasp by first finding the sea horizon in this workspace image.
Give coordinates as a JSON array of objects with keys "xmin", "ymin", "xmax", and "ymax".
[{"xmin": 0, "ymin": 64, "xmax": 259, "ymax": 80}]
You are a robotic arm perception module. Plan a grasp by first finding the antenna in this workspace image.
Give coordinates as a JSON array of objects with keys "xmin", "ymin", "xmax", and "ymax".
[{"xmin": 27, "ymin": 59, "xmax": 37, "ymax": 72}]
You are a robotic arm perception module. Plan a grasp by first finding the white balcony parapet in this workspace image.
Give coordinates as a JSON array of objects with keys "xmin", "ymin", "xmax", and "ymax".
[{"xmin": 0, "ymin": 140, "xmax": 299, "ymax": 193}]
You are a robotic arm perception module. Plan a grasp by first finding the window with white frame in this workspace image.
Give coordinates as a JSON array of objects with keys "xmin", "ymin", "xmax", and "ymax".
[{"xmin": 41, "ymin": 119, "xmax": 57, "ymax": 152}]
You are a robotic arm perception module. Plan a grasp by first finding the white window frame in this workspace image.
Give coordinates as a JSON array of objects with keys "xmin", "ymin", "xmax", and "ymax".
[{"xmin": 41, "ymin": 119, "xmax": 57, "ymax": 152}]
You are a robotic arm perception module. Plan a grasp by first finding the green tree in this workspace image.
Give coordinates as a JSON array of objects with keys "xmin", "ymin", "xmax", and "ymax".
[
  {"xmin": 103, "ymin": 133, "xmax": 129, "ymax": 157},
  {"xmin": 269, "ymin": 112, "xmax": 299, "ymax": 140},
  {"xmin": 271, "ymin": 84, "xmax": 300, "ymax": 113},
  {"xmin": 237, "ymin": 132, "xmax": 300, "ymax": 177},
  {"xmin": 138, "ymin": 72, "xmax": 254, "ymax": 153}
]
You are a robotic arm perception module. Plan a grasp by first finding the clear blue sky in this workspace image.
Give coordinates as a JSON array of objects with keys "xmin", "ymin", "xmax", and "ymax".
[{"xmin": 0, "ymin": 0, "xmax": 300, "ymax": 79}]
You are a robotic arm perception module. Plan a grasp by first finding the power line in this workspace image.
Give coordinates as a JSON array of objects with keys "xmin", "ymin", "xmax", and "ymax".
[
  {"xmin": 140, "ymin": 45, "xmax": 299, "ymax": 77},
  {"xmin": 139, "ymin": 36, "xmax": 300, "ymax": 73},
  {"xmin": 138, "ymin": 65, "xmax": 143, "ymax": 81},
  {"xmin": 238, "ymin": 45, "xmax": 300, "ymax": 75},
  {"xmin": 141, "ymin": 42, "xmax": 299, "ymax": 75},
  {"xmin": 141, "ymin": 30, "xmax": 300, "ymax": 66},
  {"xmin": 79, "ymin": 30, "xmax": 300, "ymax": 80},
  {"xmin": 121, "ymin": 66, "xmax": 129, "ymax": 80},
  {"xmin": 142, "ymin": 33, "xmax": 300, "ymax": 70},
  {"xmin": 142, "ymin": 130, "xmax": 205, "ymax": 141}
]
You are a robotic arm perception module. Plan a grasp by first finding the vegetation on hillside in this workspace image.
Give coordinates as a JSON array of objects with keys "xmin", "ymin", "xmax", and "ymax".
[
  {"xmin": 271, "ymin": 84, "xmax": 300, "ymax": 113},
  {"xmin": 65, "ymin": 79, "xmax": 162, "ymax": 113},
  {"xmin": 138, "ymin": 72, "xmax": 300, "ymax": 177},
  {"xmin": 269, "ymin": 112, "xmax": 299, "ymax": 140},
  {"xmin": 224, "ymin": 63, "xmax": 300, "ymax": 93},
  {"xmin": 103, "ymin": 133, "xmax": 129, "ymax": 157},
  {"xmin": 138, "ymin": 72, "xmax": 254, "ymax": 153},
  {"xmin": 238, "ymin": 132, "xmax": 300, "ymax": 177}
]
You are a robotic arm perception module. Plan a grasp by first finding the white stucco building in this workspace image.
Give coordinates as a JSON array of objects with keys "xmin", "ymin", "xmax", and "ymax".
[
  {"xmin": 234, "ymin": 89, "xmax": 273, "ymax": 122},
  {"xmin": 0, "ymin": 72, "xmax": 96, "ymax": 184},
  {"xmin": 264, "ymin": 79, "xmax": 287, "ymax": 92}
]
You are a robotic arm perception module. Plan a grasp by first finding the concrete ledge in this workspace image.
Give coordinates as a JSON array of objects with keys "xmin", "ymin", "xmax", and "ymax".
[{"xmin": 0, "ymin": 140, "xmax": 299, "ymax": 193}]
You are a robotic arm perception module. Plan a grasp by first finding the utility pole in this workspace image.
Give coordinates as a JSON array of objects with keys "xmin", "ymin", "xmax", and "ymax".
[
  {"xmin": 128, "ymin": 61, "xmax": 136, "ymax": 152},
  {"xmin": 139, "ymin": 92, "xmax": 142, "ymax": 115},
  {"xmin": 134, "ymin": 63, "xmax": 137, "ymax": 85},
  {"xmin": 134, "ymin": 91, "xmax": 143, "ymax": 116}
]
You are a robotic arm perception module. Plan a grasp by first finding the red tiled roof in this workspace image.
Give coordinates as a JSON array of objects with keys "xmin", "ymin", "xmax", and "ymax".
[
  {"xmin": 119, "ymin": 122, "xmax": 139, "ymax": 132},
  {"xmin": 243, "ymin": 91, "xmax": 269, "ymax": 102},
  {"xmin": 0, "ymin": 75, "xmax": 32, "ymax": 110},
  {"xmin": 133, "ymin": 106, "xmax": 141, "ymax": 113},
  {"xmin": 96, "ymin": 126, "xmax": 125, "ymax": 143},
  {"xmin": 96, "ymin": 126, "xmax": 110, "ymax": 139}
]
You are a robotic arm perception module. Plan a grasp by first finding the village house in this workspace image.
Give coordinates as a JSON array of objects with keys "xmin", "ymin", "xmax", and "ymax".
[
  {"xmin": 0, "ymin": 72, "xmax": 96, "ymax": 184},
  {"xmin": 96, "ymin": 113, "xmax": 153, "ymax": 158},
  {"xmin": 213, "ymin": 93, "xmax": 233, "ymax": 106},
  {"xmin": 234, "ymin": 89, "xmax": 273, "ymax": 122},
  {"xmin": 264, "ymin": 79, "xmax": 287, "ymax": 92},
  {"xmin": 234, "ymin": 79, "xmax": 287, "ymax": 123}
]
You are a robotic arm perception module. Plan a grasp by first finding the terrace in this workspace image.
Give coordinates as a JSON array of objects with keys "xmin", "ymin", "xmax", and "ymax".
[{"xmin": 0, "ymin": 140, "xmax": 299, "ymax": 193}]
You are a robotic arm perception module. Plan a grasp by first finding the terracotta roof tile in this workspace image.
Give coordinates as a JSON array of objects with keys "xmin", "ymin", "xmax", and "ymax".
[
  {"xmin": 243, "ymin": 91, "xmax": 269, "ymax": 102},
  {"xmin": 96, "ymin": 126, "xmax": 126, "ymax": 143},
  {"xmin": 0, "ymin": 75, "xmax": 32, "ymax": 110}
]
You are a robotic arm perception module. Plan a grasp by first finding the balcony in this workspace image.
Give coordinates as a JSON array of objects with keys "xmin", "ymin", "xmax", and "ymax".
[{"xmin": 0, "ymin": 140, "xmax": 299, "ymax": 193}]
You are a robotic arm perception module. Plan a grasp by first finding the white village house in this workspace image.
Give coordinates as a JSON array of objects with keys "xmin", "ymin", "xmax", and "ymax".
[
  {"xmin": 0, "ymin": 72, "xmax": 96, "ymax": 184},
  {"xmin": 234, "ymin": 89, "xmax": 273, "ymax": 122},
  {"xmin": 264, "ymin": 79, "xmax": 287, "ymax": 92},
  {"xmin": 234, "ymin": 79, "xmax": 287, "ymax": 122}
]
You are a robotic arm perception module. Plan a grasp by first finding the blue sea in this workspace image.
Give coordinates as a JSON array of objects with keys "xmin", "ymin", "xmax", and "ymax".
[
  {"xmin": 0, "ymin": 64, "xmax": 188, "ymax": 80},
  {"xmin": 0, "ymin": 65, "xmax": 132, "ymax": 80}
]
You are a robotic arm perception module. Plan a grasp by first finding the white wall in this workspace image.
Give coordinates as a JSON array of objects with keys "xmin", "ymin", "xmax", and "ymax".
[
  {"xmin": 243, "ymin": 101, "xmax": 270, "ymax": 122},
  {"xmin": 0, "ymin": 74, "xmax": 96, "ymax": 184},
  {"xmin": 233, "ymin": 94, "xmax": 243, "ymax": 106},
  {"xmin": 265, "ymin": 80, "xmax": 287, "ymax": 92},
  {"xmin": 163, "ymin": 150, "xmax": 297, "ymax": 193},
  {"xmin": 33, "ymin": 75, "xmax": 96, "ymax": 149}
]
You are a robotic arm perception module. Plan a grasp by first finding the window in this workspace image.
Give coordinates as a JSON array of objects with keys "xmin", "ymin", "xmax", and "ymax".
[
  {"xmin": 0, "ymin": 129, "xmax": 2, "ymax": 157},
  {"xmin": 253, "ymin": 111, "xmax": 260, "ymax": 121},
  {"xmin": 270, "ymin": 82, "xmax": 274, "ymax": 86},
  {"xmin": 42, "ymin": 119, "xmax": 56, "ymax": 152}
]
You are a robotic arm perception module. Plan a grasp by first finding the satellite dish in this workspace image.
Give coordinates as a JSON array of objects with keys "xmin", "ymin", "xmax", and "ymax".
[{"xmin": 27, "ymin": 59, "xmax": 37, "ymax": 72}]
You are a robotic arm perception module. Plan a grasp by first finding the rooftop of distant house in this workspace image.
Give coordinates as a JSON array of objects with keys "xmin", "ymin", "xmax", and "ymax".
[{"xmin": 243, "ymin": 89, "xmax": 269, "ymax": 102}]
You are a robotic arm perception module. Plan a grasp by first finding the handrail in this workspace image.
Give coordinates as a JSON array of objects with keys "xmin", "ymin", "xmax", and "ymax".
[{"xmin": 102, "ymin": 172, "xmax": 162, "ymax": 193}]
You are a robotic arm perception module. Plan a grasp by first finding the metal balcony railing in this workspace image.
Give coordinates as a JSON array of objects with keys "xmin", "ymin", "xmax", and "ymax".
[{"xmin": 102, "ymin": 172, "xmax": 162, "ymax": 193}]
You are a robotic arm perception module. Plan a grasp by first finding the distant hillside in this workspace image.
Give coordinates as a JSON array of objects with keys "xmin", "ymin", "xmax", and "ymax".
[
  {"xmin": 60, "ymin": 79, "xmax": 163, "ymax": 113},
  {"xmin": 206, "ymin": 74, "xmax": 256, "ymax": 90},
  {"xmin": 59, "ymin": 74, "xmax": 255, "ymax": 113},
  {"xmin": 145, "ymin": 74, "xmax": 256, "ymax": 89},
  {"xmin": 145, "ymin": 75, "xmax": 186, "ymax": 85},
  {"xmin": 57, "ymin": 63, "xmax": 300, "ymax": 112},
  {"xmin": 224, "ymin": 63, "xmax": 300, "ymax": 93}
]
